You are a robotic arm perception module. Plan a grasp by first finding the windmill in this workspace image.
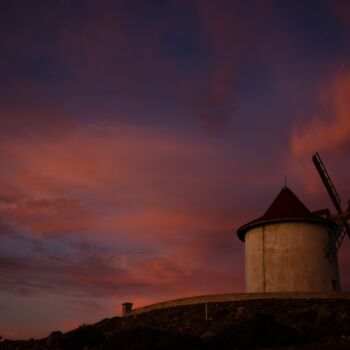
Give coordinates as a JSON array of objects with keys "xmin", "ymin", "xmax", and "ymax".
[{"xmin": 312, "ymin": 152, "xmax": 350, "ymax": 262}]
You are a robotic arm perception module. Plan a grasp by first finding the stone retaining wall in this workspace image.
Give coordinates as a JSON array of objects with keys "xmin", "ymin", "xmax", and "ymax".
[{"xmin": 129, "ymin": 292, "xmax": 350, "ymax": 316}]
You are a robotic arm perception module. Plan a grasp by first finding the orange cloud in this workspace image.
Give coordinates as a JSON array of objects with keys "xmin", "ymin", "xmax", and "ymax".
[
  {"xmin": 291, "ymin": 69, "xmax": 350, "ymax": 157},
  {"xmin": 0, "ymin": 124, "xmax": 252, "ymax": 239}
]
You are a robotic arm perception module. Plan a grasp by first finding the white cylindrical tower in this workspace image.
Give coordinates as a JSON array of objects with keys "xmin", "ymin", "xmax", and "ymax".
[{"xmin": 237, "ymin": 187, "xmax": 340, "ymax": 293}]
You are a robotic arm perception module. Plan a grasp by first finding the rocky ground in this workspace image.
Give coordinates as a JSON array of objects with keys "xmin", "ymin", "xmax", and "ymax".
[{"xmin": 1, "ymin": 298, "xmax": 350, "ymax": 349}]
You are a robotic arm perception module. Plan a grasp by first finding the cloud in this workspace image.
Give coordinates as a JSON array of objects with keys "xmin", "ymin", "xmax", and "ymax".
[
  {"xmin": 0, "ymin": 123, "xmax": 249, "ymax": 311},
  {"xmin": 66, "ymin": 298, "xmax": 107, "ymax": 314},
  {"xmin": 0, "ymin": 229, "xmax": 239, "ymax": 302},
  {"xmin": 189, "ymin": 0, "xmax": 253, "ymax": 130},
  {"xmin": 291, "ymin": 68, "xmax": 350, "ymax": 157},
  {"xmin": 0, "ymin": 124, "xmax": 250, "ymax": 238},
  {"xmin": 327, "ymin": 1, "xmax": 350, "ymax": 28},
  {"xmin": 0, "ymin": 234, "xmax": 141, "ymax": 298},
  {"xmin": 0, "ymin": 0, "xmax": 279, "ymax": 135}
]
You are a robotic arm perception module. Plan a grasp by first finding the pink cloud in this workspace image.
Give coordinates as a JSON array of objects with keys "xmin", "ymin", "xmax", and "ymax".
[
  {"xmin": 0, "ymin": 123, "xmax": 247, "ymax": 320},
  {"xmin": 0, "ymin": 124, "xmax": 252, "ymax": 238},
  {"xmin": 291, "ymin": 69, "xmax": 350, "ymax": 157}
]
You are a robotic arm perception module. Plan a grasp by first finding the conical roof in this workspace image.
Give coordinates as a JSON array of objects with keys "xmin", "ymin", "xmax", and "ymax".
[
  {"xmin": 258, "ymin": 187, "xmax": 315, "ymax": 221},
  {"xmin": 236, "ymin": 187, "xmax": 334, "ymax": 241}
]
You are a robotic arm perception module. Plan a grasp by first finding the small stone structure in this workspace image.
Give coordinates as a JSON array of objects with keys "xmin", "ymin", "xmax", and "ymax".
[{"xmin": 122, "ymin": 302, "xmax": 133, "ymax": 317}]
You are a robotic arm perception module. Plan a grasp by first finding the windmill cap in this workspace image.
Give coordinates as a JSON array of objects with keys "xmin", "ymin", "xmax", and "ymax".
[{"xmin": 236, "ymin": 187, "xmax": 335, "ymax": 241}]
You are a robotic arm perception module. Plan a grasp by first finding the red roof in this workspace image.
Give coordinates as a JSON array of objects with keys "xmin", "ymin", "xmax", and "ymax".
[
  {"xmin": 236, "ymin": 187, "xmax": 334, "ymax": 241},
  {"xmin": 257, "ymin": 187, "xmax": 315, "ymax": 221}
]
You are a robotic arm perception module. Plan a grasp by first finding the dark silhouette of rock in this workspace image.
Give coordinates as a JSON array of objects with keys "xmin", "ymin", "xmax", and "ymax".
[
  {"xmin": 99, "ymin": 328, "xmax": 203, "ymax": 350},
  {"xmin": 1, "ymin": 299, "xmax": 350, "ymax": 349},
  {"xmin": 205, "ymin": 313, "xmax": 306, "ymax": 349}
]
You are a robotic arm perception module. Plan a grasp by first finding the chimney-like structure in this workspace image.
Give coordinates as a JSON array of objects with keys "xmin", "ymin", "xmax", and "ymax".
[{"xmin": 122, "ymin": 302, "xmax": 133, "ymax": 317}]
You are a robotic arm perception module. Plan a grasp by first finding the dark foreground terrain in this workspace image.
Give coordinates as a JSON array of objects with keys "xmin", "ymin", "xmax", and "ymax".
[{"xmin": 1, "ymin": 298, "xmax": 350, "ymax": 349}]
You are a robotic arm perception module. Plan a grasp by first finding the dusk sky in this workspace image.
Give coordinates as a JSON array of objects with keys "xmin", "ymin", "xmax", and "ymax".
[{"xmin": 1, "ymin": 0, "xmax": 350, "ymax": 340}]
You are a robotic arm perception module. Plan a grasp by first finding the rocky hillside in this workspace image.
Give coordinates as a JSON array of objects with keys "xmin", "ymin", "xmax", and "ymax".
[{"xmin": 1, "ymin": 298, "xmax": 350, "ymax": 349}]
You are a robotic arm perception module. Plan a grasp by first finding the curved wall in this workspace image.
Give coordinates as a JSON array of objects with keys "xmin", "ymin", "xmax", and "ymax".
[
  {"xmin": 129, "ymin": 292, "xmax": 350, "ymax": 316},
  {"xmin": 245, "ymin": 222, "xmax": 340, "ymax": 292}
]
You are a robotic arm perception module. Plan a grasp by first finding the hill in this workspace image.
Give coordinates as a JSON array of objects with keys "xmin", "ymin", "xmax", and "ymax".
[{"xmin": 1, "ymin": 297, "xmax": 350, "ymax": 349}]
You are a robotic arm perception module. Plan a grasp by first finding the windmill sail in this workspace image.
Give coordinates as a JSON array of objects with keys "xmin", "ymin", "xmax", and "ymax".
[
  {"xmin": 312, "ymin": 153, "xmax": 342, "ymax": 213},
  {"xmin": 312, "ymin": 152, "xmax": 350, "ymax": 261}
]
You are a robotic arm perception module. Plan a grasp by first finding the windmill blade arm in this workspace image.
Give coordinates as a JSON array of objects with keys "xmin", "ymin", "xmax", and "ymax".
[
  {"xmin": 312, "ymin": 153, "xmax": 343, "ymax": 213},
  {"xmin": 330, "ymin": 209, "xmax": 350, "ymax": 222}
]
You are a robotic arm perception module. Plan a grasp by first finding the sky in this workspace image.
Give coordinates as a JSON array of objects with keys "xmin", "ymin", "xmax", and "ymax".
[{"xmin": 1, "ymin": 0, "xmax": 350, "ymax": 340}]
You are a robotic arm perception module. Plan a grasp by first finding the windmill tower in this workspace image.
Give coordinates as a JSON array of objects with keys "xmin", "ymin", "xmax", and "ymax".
[{"xmin": 236, "ymin": 153, "xmax": 348, "ymax": 293}]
